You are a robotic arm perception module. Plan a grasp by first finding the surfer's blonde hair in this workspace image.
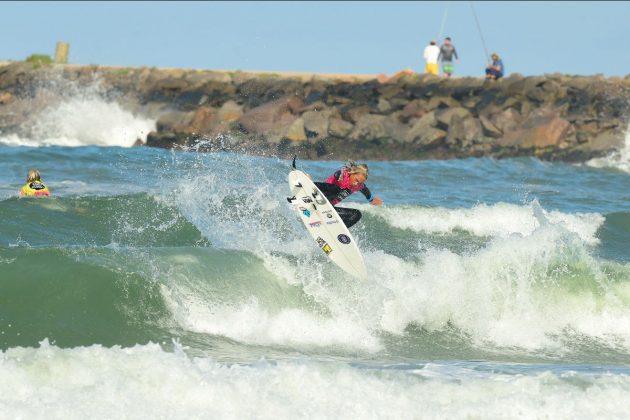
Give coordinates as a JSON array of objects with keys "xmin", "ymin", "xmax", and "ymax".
[
  {"xmin": 344, "ymin": 161, "xmax": 369, "ymax": 179},
  {"xmin": 27, "ymin": 169, "xmax": 41, "ymax": 182}
]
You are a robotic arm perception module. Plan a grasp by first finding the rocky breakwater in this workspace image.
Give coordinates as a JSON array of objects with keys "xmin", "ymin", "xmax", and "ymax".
[
  {"xmin": 0, "ymin": 61, "xmax": 628, "ymax": 161},
  {"xmin": 144, "ymin": 71, "xmax": 630, "ymax": 161}
]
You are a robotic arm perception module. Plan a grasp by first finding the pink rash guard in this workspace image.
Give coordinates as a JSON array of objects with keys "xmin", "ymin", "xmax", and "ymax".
[{"xmin": 324, "ymin": 169, "xmax": 373, "ymax": 205}]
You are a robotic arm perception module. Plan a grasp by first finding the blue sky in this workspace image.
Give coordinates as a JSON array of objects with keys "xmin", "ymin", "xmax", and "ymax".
[{"xmin": 2, "ymin": 1, "xmax": 629, "ymax": 77}]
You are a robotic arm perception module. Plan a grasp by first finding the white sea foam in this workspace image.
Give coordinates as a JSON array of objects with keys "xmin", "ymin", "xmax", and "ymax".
[
  {"xmin": 368, "ymin": 225, "xmax": 630, "ymax": 351},
  {"xmin": 360, "ymin": 200, "xmax": 604, "ymax": 245},
  {"xmin": 156, "ymin": 219, "xmax": 630, "ymax": 354},
  {"xmin": 1, "ymin": 342, "xmax": 629, "ymax": 419},
  {"xmin": 167, "ymin": 295, "xmax": 382, "ymax": 352},
  {"xmin": 0, "ymin": 98, "xmax": 155, "ymax": 147},
  {"xmin": 159, "ymin": 155, "xmax": 627, "ymax": 355}
]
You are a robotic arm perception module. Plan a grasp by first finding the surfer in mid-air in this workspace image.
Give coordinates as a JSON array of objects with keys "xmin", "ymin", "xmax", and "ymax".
[{"xmin": 315, "ymin": 161, "xmax": 382, "ymax": 228}]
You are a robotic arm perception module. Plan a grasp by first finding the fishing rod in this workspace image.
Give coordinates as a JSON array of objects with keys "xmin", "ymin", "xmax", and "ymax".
[
  {"xmin": 438, "ymin": 1, "xmax": 449, "ymax": 41},
  {"xmin": 469, "ymin": 1, "xmax": 491, "ymax": 64}
]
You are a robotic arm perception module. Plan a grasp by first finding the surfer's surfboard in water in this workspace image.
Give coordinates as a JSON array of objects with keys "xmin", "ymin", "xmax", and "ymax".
[{"xmin": 287, "ymin": 165, "xmax": 368, "ymax": 280}]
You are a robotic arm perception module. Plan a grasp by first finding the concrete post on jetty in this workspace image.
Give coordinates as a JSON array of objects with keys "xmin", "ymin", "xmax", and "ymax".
[{"xmin": 54, "ymin": 42, "xmax": 70, "ymax": 64}]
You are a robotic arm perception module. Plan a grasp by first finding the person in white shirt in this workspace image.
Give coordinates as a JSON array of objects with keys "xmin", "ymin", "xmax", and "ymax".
[{"xmin": 423, "ymin": 40, "xmax": 440, "ymax": 75}]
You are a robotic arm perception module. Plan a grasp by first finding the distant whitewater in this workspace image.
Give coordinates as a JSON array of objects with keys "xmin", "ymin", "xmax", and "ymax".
[
  {"xmin": 0, "ymin": 78, "xmax": 154, "ymax": 147},
  {"xmin": 587, "ymin": 123, "xmax": 630, "ymax": 173}
]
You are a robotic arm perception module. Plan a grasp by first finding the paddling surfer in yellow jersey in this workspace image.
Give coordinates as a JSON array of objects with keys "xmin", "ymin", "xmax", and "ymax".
[{"xmin": 19, "ymin": 169, "xmax": 51, "ymax": 197}]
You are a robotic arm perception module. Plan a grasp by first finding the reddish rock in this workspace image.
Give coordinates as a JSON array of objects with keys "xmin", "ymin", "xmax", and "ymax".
[
  {"xmin": 500, "ymin": 108, "xmax": 572, "ymax": 149},
  {"xmin": 185, "ymin": 106, "xmax": 217, "ymax": 134},
  {"xmin": 239, "ymin": 96, "xmax": 297, "ymax": 135},
  {"xmin": 399, "ymin": 100, "xmax": 426, "ymax": 123},
  {"xmin": 287, "ymin": 96, "xmax": 304, "ymax": 113},
  {"xmin": 217, "ymin": 100, "xmax": 243, "ymax": 123},
  {"xmin": 0, "ymin": 91, "xmax": 15, "ymax": 105}
]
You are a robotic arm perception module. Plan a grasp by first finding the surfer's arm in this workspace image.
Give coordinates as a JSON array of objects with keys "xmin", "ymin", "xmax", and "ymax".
[{"xmin": 360, "ymin": 186, "xmax": 383, "ymax": 206}]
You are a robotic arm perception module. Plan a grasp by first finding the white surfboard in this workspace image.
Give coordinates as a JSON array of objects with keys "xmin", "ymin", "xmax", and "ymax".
[{"xmin": 287, "ymin": 169, "xmax": 368, "ymax": 280}]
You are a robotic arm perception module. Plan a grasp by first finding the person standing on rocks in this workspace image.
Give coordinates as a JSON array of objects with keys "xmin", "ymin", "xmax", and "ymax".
[
  {"xmin": 438, "ymin": 37, "xmax": 459, "ymax": 79},
  {"xmin": 423, "ymin": 40, "xmax": 440, "ymax": 76}
]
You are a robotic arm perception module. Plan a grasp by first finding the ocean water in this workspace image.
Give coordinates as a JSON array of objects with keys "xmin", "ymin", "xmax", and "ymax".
[{"xmin": 1, "ymin": 97, "xmax": 630, "ymax": 419}]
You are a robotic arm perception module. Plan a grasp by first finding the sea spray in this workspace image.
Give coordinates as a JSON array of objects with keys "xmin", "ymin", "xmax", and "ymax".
[
  {"xmin": 587, "ymin": 122, "xmax": 630, "ymax": 173},
  {"xmin": 0, "ymin": 74, "xmax": 154, "ymax": 147}
]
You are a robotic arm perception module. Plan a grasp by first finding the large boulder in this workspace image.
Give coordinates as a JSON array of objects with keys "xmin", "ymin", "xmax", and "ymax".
[
  {"xmin": 328, "ymin": 118, "xmax": 354, "ymax": 137},
  {"xmin": 217, "ymin": 100, "xmax": 243, "ymax": 123},
  {"xmin": 238, "ymin": 96, "xmax": 298, "ymax": 135},
  {"xmin": 156, "ymin": 111, "xmax": 195, "ymax": 132},
  {"xmin": 285, "ymin": 118, "xmax": 307, "ymax": 142},
  {"xmin": 184, "ymin": 106, "xmax": 217, "ymax": 134},
  {"xmin": 383, "ymin": 114, "xmax": 410, "ymax": 142},
  {"xmin": 426, "ymin": 96, "xmax": 459, "ymax": 111},
  {"xmin": 500, "ymin": 108, "xmax": 573, "ymax": 150},
  {"xmin": 434, "ymin": 107, "xmax": 471, "ymax": 130},
  {"xmin": 399, "ymin": 99, "xmax": 426, "ymax": 122},
  {"xmin": 403, "ymin": 111, "xmax": 438, "ymax": 142},
  {"xmin": 343, "ymin": 104, "xmax": 372, "ymax": 123},
  {"xmin": 348, "ymin": 114, "xmax": 388, "ymax": 141},
  {"xmin": 417, "ymin": 127, "xmax": 447, "ymax": 147},
  {"xmin": 0, "ymin": 91, "xmax": 15, "ymax": 105},
  {"xmin": 302, "ymin": 109, "xmax": 337, "ymax": 138},
  {"xmin": 155, "ymin": 78, "xmax": 190, "ymax": 93},
  {"xmin": 587, "ymin": 129, "xmax": 625, "ymax": 152},
  {"xmin": 489, "ymin": 108, "xmax": 521, "ymax": 134},
  {"xmin": 447, "ymin": 115, "xmax": 483, "ymax": 147},
  {"xmin": 479, "ymin": 115, "xmax": 502, "ymax": 138},
  {"xmin": 377, "ymin": 98, "xmax": 392, "ymax": 113}
]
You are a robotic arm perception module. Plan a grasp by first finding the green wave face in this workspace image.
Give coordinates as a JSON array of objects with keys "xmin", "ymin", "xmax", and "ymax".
[
  {"xmin": 0, "ymin": 194, "xmax": 209, "ymax": 248},
  {"xmin": 0, "ymin": 247, "xmax": 169, "ymax": 349},
  {"xmin": 1, "ymin": 150, "xmax": 629, "ymax": 365}
]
